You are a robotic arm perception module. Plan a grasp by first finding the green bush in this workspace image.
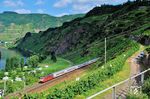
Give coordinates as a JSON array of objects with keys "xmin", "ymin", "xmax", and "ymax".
[
  {"xmin": 74, "ymin": 95, "xmax": 85, "ymax": 99},
  {"xmin": 5, "ymin": 56, "xmax": 20, "ymax": 71},
  {"xmin": 142, "ymin": 78, "xmax": 150, "ymax": 96},
  {"xmin": 126, "ymin": 93, "xmax": 148, "ymax": 99},
  {"xmin": 6, "ymin": 81, "xmax": 24, "ymax": 94},
  {"xmin": 27, "ymin": 55, "xmax": 39, "ymax": 68},
  {"xmin": 25, "ymin": 74, "xmax": 38, "ymax": 85}
]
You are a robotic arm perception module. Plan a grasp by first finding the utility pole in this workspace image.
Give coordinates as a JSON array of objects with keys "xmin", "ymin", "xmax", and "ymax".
[
  {"xmin": 22, "ymin": 74, "xmax": 26, "ymax": 89},
  {"xmin": 3, "ymin": 80, "xmax": 6, "ymax": 97},
  {"xmin": 105, "ymin": 38, "xmax": 107, "ymax": 66}
]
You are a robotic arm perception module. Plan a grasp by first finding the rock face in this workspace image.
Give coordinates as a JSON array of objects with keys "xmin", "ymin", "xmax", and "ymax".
[
  {"xmin": 22, "ymin": 32, "xmax": 32, "ymax": 42},
  {"xmin": 138, "ymin": 35, "xmax": 150, "ymax": 46}
]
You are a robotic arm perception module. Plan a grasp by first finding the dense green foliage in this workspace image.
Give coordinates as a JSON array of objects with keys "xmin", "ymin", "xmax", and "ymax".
[
  {"xmin": 142, "ymin": 78, "xmax": 150, "ymax": 98},
  {"xmin": 5, "ymin": 56, "xmax": 21, "ymax": 71},
  {"xmin": 126, "ymin": 92, "xmax": 148, "ymax": 99},
  {"xmin": 51, "ymin": 51, "xmax": 57, "ymax": 62},
  {"xmin": 142, "ymin": 78, "xmax": 150, "ymax": 97},
  {"xmin": 27, "ymin": 55, "xmax": 39, "ymax": 68},
  {"xmin": 145, "ymin": 46, "xmax": 150, "ymax": 53},
  {"xmin": 6, "ymin": 81, "xmax": 24, "ymax": 94}
]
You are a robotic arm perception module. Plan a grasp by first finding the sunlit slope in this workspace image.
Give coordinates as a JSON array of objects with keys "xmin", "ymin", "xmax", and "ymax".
[{"xmin": 0, "ymin": 12, "xmax": 84, "ymax": 41}]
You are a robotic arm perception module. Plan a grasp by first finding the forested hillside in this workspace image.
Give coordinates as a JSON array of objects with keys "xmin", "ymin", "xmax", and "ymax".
[
  {"xmin": 17, "ymin": 0, "xmax": 150, "ymax": 64},
  {"xmin": 0, "ymin": 12, "xmax": 84, "ymax": 41}
]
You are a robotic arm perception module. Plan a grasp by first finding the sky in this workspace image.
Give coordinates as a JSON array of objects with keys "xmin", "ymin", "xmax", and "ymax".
[{"xmin": 0, "ymin": 0, "xmax": 133, "ymax": 17}]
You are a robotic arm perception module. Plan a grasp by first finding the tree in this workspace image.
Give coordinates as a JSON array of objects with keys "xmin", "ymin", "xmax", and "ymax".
[
  {"xmin": 27, "ymin": 55, "xmax": 39, "ymax": 68},
  {"xmin": 12, "ymin": 57, "xmax": 20, "ymax": 68},
  {"xmin": 5, "ymin": 57, "xmax": 20, "ymax": 71},
  {"xmin": 38, "ymin": 54, "xmax": 47, "ymax": 62},
  {"xmin": 51, "ymin": 51, "xmax": 57, "ymax": 62},
  {"xmin": 20, "ymin": 58, "xmax": 24, "ymax": 71},
  {"xmin": 5, "ymin": 58, "xmax": 11, "ymax": 71}
]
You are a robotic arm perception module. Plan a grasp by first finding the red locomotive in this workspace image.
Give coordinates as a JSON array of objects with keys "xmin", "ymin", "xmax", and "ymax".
[{"xmin": 39, "ymin": 74, "xmax": 54, "ymax": 83}]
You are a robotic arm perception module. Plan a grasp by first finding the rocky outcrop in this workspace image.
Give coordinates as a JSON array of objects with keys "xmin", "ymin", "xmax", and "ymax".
[{"xmin": 138, "ymin": 35, "xmax": 150, "ymax": 46}]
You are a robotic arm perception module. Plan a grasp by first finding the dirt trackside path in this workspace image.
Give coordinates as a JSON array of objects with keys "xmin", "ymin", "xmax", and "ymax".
[
  {"xmin": 110, "ymin": 45, "xmax": 144, "ymax": 99},
  {"xmin": 128, "ymin": 45, "xmax": 144, "ymax": 76},
  {"xmin": 102, "ymin": 45, "xmax": 144, "ymax": 99},
  {"xmin": 115, "ymin": 45, "xmax": 144, "ymax": 98}
]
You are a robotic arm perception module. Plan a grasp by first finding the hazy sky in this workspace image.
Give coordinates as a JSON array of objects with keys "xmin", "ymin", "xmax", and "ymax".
[{"xmin": 0, "ymin": 0, "xmax": 133, "ymax": 16}]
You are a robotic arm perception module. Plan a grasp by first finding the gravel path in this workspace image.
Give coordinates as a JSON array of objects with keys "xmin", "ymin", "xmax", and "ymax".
[{"xmin": 103, "ymin": 45, "xmax": 144, "ymax": 99}]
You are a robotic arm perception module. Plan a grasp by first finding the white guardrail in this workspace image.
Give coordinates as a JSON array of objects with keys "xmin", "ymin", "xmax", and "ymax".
[{"xmin": 87, "ymin": 68, "xmax": 150, "ymax": 99}]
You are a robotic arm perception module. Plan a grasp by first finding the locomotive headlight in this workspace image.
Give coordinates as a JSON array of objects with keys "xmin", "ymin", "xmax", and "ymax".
[{"xmin": 40, "ymin": 77, "xmax": 44, "ymax": 81}]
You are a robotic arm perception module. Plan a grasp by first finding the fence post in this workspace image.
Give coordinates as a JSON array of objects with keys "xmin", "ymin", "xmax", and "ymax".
[
  {"xmin": 128, "ymin": 76, "xmax": 132, "ymax": 92},
  {"xmin": 141, "ymin": 73, "xmax": 144, "ymax": 85},
  {"xmin": 112, "ymin": 87, "xmax": 116, "ymax": 99}
]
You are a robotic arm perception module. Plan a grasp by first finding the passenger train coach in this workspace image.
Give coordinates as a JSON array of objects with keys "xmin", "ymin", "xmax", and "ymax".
[{"xmin": 39, "ymin": 58, "xmax": 99, "ymax": 83}]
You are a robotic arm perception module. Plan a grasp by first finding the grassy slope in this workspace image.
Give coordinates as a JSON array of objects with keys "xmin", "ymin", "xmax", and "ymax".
[{"xmin": 39, "ymin": 57, "xmax": 73, "ymax": 75}]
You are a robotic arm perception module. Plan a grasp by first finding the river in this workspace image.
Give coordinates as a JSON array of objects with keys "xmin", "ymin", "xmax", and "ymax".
[{"xmin": 0, "ymin": 46, "xmax": 27, "ymax": 70}]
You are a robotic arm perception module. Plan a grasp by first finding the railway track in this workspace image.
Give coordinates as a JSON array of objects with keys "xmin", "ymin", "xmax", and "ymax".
[
  {"xmin": 27, "ymin": 65, "xmax": 90, "ymax": 93},
  {"xmin": 5, "ymin": 63, "xmax": 92, "ymax": 98}
]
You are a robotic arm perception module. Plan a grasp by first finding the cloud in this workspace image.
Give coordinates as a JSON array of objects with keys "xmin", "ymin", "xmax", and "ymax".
[
  {"xmin": 53, "ymin": 0, "xmax": 95, "ymax": 13},
  {"xmin": 55, "ymin": 13, "xmax": 69, "ymax": 17},
  {"xmin": 53, "ymin": 0, "xmax": 130, "ymax": 14},
  {"xmin": 53, "ymin": 0, "xmax": 71, "ymax": 8},
  {"xmin": 15, "ymin": 9, "xmax": 31, "ymax": 14},
  {"xmin": 53, "ymin": 0, "xmax": 96, "ymax": 8},
  {"xmin": 53, "ymin": 0, "xmax": 130, "ymax": 8},
  {"xmin": 72, "ymin": 4, "xmax": 93, "ymax": 13},
  {"xmin": 3, "ymin": 0, "xmax": 24, "ymax": 7},
  {"xmin": 35, "ymin": 0, "xmax": 45, "ymax": 5}
]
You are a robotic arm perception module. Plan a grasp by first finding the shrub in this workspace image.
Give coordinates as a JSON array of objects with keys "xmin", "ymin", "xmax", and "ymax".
[
  {"xmin": 25, "ymin": 74, "xmax": 38, "ymax": 85},
  {"xmin": 142, "ymin": 78, "xmax": 150, "ymax": 96},
  {"xmin": 126, "ymin": 93, "xmax": 148, "ymax": 99},
  {"xmin": 74, "ymin": 95, "xmax": 85, "ymax": 99},
  {"xmin": 6, "ymin": 81, "xmax": 24, "ymax": 94},
  {"xmin": 27, "ymin": 55, "xmax": 39, "ymax": 68}
]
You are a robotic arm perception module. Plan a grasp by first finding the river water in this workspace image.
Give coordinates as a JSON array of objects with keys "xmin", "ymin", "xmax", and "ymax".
[{"xmin": 0, "ymin": 46, "xmax": 27, "ymax": 70}]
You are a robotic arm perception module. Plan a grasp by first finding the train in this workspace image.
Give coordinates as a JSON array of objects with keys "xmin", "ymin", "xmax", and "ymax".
[{"xmin": 39, "ymin": 58, "xmax": 99, "ymax": 83}]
